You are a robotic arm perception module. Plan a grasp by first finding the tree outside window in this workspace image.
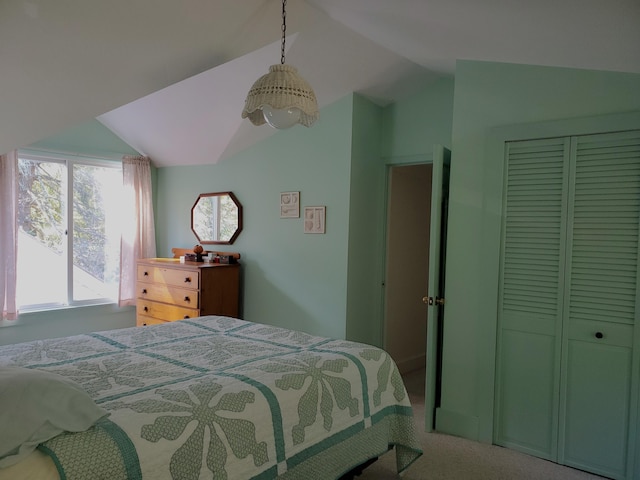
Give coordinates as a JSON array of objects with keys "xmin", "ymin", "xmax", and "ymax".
[{"xmin": 17, "ymin": 154, "xmax": 124, "ymax": 309}]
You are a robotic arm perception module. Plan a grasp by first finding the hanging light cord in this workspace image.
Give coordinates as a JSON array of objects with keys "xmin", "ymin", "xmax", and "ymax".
[{"xmin": 280, "ymin": 0, "xmax": 287, "ymax": 64}]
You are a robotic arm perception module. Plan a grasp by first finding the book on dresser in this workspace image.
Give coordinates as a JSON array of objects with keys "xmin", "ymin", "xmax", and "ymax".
[{"xmin": 136, "ymin": 257, "xmax": 240, "ymax": 326}]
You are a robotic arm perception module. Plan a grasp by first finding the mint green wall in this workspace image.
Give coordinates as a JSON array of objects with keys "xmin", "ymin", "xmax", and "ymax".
[
  {"xmin": 0, "ymin": 120, "xmax": 139, "ymax": 345},
  {"xmin": 0, "ymin": 305, "xmax": 135, "ymax": 346},
  {"xmin": 438, "ymin": 60, "xmax": 640, "ymax": 442},
  {"xmin": 356, "ymin": 76, "xmax": 454, "ymax": 348},
  {"xmin": 381, "ymin": 77, "xmax": 454, "ymax": 159},
  {"xmin": 151, "ymin": 86, "xmax": 454, "ymax": 346},
  {"xmin": 29, "ymin": 119, "xmax": 139, "ymax": 158},
  {"xmin": 155, "ymin": 96, "xmax": 354, "ymax": 339},
  {"xmin": 345, "ymin": 95, "xmax": 385, "ymax": 346}
]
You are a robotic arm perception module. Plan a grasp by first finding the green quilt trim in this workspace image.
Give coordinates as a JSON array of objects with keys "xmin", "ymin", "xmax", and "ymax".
[
  {"xmin": 39, "ymin": 418, "xmax": 141, "ymax": 480},
  {"xmin": 220, "ymin": 372, "xmax": 286, "ymax": 464},
  {"xmin": 285, "ymin": 407, "xmax": 419, "ymax": 473},
  {"xmin": 286, "ymin": 420, "xmax": 365, "ymax": 470},
  {"xmin": 278, "ymin": 414, "xmax": 422, "ymax": 479},
  {"xmin": 100, "ymin": 419, "xmax": 142, "ymax": 479}
]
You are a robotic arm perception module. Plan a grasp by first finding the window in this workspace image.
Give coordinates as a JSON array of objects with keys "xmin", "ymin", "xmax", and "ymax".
[{"xmin": 16, "ymin": 152, "xmax": 124, "ymax": 309}]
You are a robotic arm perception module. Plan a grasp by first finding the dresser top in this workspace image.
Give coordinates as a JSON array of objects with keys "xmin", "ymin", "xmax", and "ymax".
[{"xmin": 137, "ymin": 258, "xmax": 239, "ymax": 269}]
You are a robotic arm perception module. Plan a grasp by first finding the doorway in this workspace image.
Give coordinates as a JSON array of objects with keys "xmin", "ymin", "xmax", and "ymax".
[{"xmin": 383, "ymin": 163, "xmax": 433, "ymax": 374}]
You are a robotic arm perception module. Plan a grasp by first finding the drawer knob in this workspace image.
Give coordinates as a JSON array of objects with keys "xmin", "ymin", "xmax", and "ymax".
[
  {"xmin": 142, "ymin": 322, "xmax": 147, "ymax": 326},
  {"xmin": 183, "ymin": 315, "xmax": 190, "ymax": 319},
  {"xmin": 184, "ymin": 296, "xmax": 190, "ymax": 302},
  {"xmin": 595, "ymin": 331, "xmax": 604, "ymax": 339},
  {"xmin": 143, "ymin": 306, "xmax": 149, "ymax": 312},
  {"xmin": 142, "ymin": 289, "xmax": 147, "ymax": 294},
  {"xmin": 184, "ymin": 277, "xmax": 191, "ymax": 283},
  {"xmin": 143, "ymin": 271, "xmax": 149, "ymax": 276}
]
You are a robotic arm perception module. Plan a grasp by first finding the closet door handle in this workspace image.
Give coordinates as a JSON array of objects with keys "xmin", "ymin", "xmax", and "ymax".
[{"xmin": 595, "ymin": 331, "xmax": 604, "ymax": 339}]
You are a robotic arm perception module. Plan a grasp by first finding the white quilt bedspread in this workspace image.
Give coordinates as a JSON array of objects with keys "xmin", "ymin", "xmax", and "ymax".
[{"xmin": 0, "ymin": 316, "xmax": 422, "ymax": 479}]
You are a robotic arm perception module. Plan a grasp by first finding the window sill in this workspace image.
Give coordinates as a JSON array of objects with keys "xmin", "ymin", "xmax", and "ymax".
[{"xmin": 0, "ymin": 302, "xmax": 134, "ymax": 329}]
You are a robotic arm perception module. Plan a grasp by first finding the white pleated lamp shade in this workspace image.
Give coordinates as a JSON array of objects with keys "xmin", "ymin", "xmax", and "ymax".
[{"xmin": 242, "ymin": 64, "xmax": 319, "ymax": 128}]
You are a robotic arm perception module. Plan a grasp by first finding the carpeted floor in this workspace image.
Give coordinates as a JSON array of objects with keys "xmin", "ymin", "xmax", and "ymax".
[{"xmin": 357, "ymin": 369, "xmax": 606, "ymax": 480}]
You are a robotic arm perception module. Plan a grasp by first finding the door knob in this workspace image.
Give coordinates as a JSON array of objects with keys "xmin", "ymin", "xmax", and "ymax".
[{"xmin": 422, "ymin": 296, "xmax": 445, "ymax": 306}]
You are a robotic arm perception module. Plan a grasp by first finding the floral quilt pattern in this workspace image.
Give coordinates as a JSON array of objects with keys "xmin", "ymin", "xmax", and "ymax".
[{"xmin": 0, "ymin": 316, "xmax": 422, "ymax": 479}]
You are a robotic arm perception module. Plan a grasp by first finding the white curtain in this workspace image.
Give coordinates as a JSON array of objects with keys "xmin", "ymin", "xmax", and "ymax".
[
  {"xmin": 119, "ymin": 155, "xmax": 156, "ymax": 307},
  {"xmin": 0, "ymin": 151, "xmax": 18, "ymax": 320}
]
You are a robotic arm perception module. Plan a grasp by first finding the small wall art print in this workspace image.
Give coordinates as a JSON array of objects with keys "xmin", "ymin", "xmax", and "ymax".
[
  {"xmin": 304, "ymin": 206, "xmax": 326, "ymax": 234},
  {"xmin": 280, "ymin": 191, "xmax": 300, "ymax": 218}
]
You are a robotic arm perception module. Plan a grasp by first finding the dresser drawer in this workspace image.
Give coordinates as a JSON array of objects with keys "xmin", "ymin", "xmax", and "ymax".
[
  {"xmin": 138, "ymin": 282, "xmax": 199, "ymax": 308},
  {"xmin": 136, "ymin": 299, "xmax": 200, "ymax": 322},
  {"xmin": 136, "ymin": 258, "xmax": 241, "ymax": 326},
  {"xmin": 137, "ymin": 265, "xmax": 200, "ymax": 290},
  {"xmin": 136, "ymin": 314, "xmax": 169, "ymax": 327}
]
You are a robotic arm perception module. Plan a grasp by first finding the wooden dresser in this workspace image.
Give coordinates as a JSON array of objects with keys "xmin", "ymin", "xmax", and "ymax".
[{"xmin": 136, "ymin": 258, "xmax": 240, "ymax": 326}]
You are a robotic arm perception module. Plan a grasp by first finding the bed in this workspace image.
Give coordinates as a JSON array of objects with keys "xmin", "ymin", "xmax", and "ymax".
[{"xmin": 0, "ymin": 316, "xmax": 422, "ymax": 479}]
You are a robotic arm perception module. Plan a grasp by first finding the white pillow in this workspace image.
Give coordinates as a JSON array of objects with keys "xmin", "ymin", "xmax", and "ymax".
[{"xmin": 0, "ymin": 366, "xmax": 109, "ymax": 468}]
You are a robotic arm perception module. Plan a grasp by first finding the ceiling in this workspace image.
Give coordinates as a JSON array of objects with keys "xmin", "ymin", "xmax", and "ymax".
[{"xmin": 2, "ymin": 0, "xmax": 639, "ymax": 167}]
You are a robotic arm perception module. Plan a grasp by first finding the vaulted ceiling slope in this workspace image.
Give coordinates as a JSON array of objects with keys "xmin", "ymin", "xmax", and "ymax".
[{"xmin": 2, "ymin": 0, "xmax": 639, "ymax": 166}]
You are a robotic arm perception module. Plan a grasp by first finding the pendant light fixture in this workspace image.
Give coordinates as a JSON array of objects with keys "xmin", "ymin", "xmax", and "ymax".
[{"xmin": 241, "ymin": 0, "xmax": 318, "ymax": 129}]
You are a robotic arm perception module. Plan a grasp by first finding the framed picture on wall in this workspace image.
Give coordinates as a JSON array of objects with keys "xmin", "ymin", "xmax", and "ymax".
[
  {"xmin": 304, "ymin": 206, "xmax": 326, "ymax": 234},
  {"xmin": 280, "ymin": 191, "xmax": 300, "ymax": 218}
]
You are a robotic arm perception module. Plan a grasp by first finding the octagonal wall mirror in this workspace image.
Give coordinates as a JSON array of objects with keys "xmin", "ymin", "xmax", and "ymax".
[{"xmin": 191, "ymin": 192, "xmax": 243, "ymax": 244}]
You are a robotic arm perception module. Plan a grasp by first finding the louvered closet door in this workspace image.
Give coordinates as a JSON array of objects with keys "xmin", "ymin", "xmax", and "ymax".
[
  {"xmin": 558, "ymin": 131, "xmax": 640, "ymax": 479},
  {"xmin": 494, "ymin": 137, "xmax": 570, "ymax": 460}
]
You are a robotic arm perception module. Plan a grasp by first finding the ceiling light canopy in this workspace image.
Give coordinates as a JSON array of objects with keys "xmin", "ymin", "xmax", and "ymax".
[{"xmin": 241, "ymin": 0, "xmax": 318, "ymax": 129}]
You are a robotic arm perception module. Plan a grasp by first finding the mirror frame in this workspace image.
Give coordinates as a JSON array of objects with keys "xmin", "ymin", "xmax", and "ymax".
[{"xmin": 190, "ymin": 191, "xmax": 243, "ymax": 245}]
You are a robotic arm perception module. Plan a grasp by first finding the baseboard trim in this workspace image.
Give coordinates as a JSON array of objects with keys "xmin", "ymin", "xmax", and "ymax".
[
  {"xmin": 396, "ymin": 354, "xmax": 426, "ymax": 375},
  {"xmin": 435, "ymin": 407, "xmax": 479, "ymax": 440}
]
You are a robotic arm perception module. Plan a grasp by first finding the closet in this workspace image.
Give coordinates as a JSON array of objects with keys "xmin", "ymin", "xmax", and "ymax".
[{"xmin": 494, "ymin": 130, "xmax": 640, "ymax": 480}]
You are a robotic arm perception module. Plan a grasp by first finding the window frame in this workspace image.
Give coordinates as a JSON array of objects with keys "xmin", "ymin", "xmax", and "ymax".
[{"xmin": 17, "ymin": 149, "xmax": 123, "ymax": 312}]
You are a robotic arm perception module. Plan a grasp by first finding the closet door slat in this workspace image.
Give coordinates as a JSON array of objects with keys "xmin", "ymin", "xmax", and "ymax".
[{"xmin": 568, "ymin": 131, "xmax": 640, "ymax": 326}]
